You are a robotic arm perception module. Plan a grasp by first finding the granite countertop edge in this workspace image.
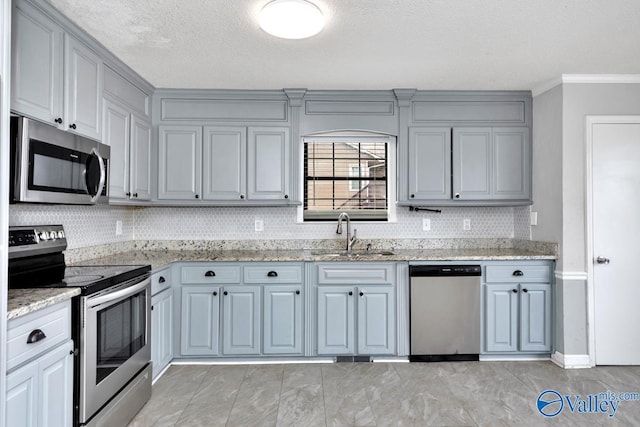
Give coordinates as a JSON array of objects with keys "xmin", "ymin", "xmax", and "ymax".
[
  {"xmin": 72, "ymin": 248, "xmax": 556, "ymax": 271},
  {"xmin": 7, "ymin": 288, "xmax": 81, "ymax": 321}
]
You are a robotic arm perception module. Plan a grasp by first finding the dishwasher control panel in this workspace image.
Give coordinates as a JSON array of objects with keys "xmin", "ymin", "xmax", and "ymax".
[{"xmin": 410, "ymin": 265, "xmax": 481, "ymax": 277}]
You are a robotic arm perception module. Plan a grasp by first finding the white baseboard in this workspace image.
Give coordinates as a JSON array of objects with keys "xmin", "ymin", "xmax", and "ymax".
[{"xmin": 551, "ymin": 351, "xmax": 592, "ymax": 369}]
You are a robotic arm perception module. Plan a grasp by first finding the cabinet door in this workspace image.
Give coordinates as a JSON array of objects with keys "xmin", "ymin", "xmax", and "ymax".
[
  {"xmin": 492, "ymin": 127, "xmax": 530, "ymax": 200},
  {"xmin": 317, "ymin": 287, "xmax": 355, "ymax": 355},
  {"xmin": 263, "ymin": 285, "xmax": 302, "ymax": 355},
  {"xmin": 247, "ymin": 127, "xmax": 290, "ymax": 200},
  {"xmin": 38, "ymin": 341, "xmax": 73, "ymax": 427},
  {"xmin": 129, "ymin": 115, "xmax": 152, "ymax": 201},
  {"xmin": 64, "ymin": 34, "xmax": 102, "ymax": 140},
  {"xmin": 180, "ymin": 286, "xmax": 220, "ymax": 356},
  {"xmin": 453, "ymin": 128, "xmax": 492, "ymax": 200},
  {"xmin": 484, "ymin": 284, "xmax": 518, "ymax": 352},
  {"xmin": 6, "ymin": 360, "xmax": 38, "ymax": 427},
  {"xmin": 158, "ymin": 126, "xmax": 202, "ymax": 200},
  {"xmin": 519, "ymin": 283, "xmax": 552, "ymax": 352},
  {"xmin": 222, "ymin": 286, "xmax": 261, "ymax": 355},
  {"xmin": 102, "ymin": 99, "xmax": 130, "ymax": 199},
  {"xmin": 408, "ymin": 127, "xmax": 451, "ymax": 200},
  {"xmin": 202, "ymin": 126, "xmax": 246, "ymax": 201},
  {"xmin": 152, "ymin": 289, "xmax": 173, "ymax": 378},
  {"xmin": 11, "ymin": 0, "xmax": 64, "ymax": 125},
  {"xmin": 357, "ymin": 287, "xmax": 395, "ymax": 355}
]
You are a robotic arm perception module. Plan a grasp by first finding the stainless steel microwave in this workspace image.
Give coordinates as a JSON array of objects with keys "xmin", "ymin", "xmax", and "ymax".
[{"xmin": 10, "ymin": 116, "xmax": 109, "ymax": 204}]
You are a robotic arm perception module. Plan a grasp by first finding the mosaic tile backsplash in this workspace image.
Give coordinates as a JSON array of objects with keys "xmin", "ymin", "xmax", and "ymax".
[{"xmin": 10, "ymin": 204, "xmax": 531, "ymax": 249}]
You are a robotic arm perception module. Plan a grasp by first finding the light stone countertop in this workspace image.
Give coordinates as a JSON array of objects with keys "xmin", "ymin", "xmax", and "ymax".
[
  {"xmin": 7, "ymin": 288, "xmax": 81, "ymax": 321},
  {"xmin": 72, "ymin": 247, "xmax": 556, "ymax": 272},
  {"xmin": 10, "ymin": 242, "xmax": 555, "ymax": 320}
]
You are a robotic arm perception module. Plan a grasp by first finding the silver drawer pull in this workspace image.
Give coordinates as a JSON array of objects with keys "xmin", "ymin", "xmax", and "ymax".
[{"xmin": 27, "ymin": 329, "xmax": 47, "ymax": 344}]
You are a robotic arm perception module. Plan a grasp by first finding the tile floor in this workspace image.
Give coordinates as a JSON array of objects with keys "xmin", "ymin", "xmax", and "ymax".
[{"xmin": 128, "ymin": 361, "xmax": 640, "ymax": 426}]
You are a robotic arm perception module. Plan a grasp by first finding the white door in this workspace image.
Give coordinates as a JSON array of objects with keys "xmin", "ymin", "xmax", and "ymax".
[{"xmin": 591, "ymin": 118, "xmax": 640, "ymax": 365}]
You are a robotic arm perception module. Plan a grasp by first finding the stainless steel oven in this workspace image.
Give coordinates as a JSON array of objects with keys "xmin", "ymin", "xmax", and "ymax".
[
  {"xmin": 78, "ymin": 275, "xmax": 151, "ymax": 425},
  {"xmin": 10, "ymin": 116, "xmax": 109, "ymax": 204},
  {"xmin": 8, "ymin": 225, "xmax": 152, "ymax": 427}
]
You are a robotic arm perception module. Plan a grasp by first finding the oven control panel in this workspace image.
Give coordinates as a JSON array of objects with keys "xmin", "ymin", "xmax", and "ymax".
[{"xmin": 9, "ymin": 225, "xmax": 67, "ymax": 258}]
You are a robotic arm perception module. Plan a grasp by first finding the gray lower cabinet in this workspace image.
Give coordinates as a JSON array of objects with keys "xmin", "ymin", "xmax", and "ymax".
[
  {"xmin": 405, "ymin": 126, "xmax": 530, "ymax": 204},
  {"xmin": 263, "ymin": 285, "xmax": 303, "ymax": 355},
  {"xmin": 180, "ymin": 285, "xmax": 220, "ymax": 356},
  {"xmin": 7, "ymin": 340, "xmax": 74, "ymax": 427},
  {"xmin": 221, "ymin": 286, "xmax": 261, "ymax": 355},
  {"xmin": 317, "ymin": 285, "xmax": 395, "ymax": 356},
  {"xmin": 6, "ymin": 301, "xmax": 74, "ymax": 427},
  {"xmin": 483, "ymin": 263, "xmax": 552, "ymax": 354},
  {"xmin": 151, "ymin": 288, "xmax": 173, "ymax": 378}
]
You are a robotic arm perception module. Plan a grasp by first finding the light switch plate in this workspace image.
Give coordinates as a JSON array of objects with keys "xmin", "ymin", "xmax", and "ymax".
[
  {"xmin": 422, "ymin": 218, "xmax": 431, "ymax": 231},
  {"xmin": 115, "ymin": 220, "xmax": 123, "ymax": 235},
  {"xmin": 531, "ymin": 211, "xmax": 538, "ymax": 226}
]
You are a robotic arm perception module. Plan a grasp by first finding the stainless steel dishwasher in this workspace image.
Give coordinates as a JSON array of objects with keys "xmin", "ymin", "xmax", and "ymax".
[{"xmin": 409, "ymin": 265, "xmax": 481, "ymax": 362}]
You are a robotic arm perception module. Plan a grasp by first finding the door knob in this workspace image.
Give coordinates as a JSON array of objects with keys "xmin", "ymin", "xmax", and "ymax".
[{"xmin": 596, "ymin": 256, "xmax": 610, "ymax": 265}]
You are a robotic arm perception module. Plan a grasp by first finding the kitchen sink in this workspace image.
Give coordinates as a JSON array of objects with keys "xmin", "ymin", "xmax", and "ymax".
[{"xmin": 310, "ymin": 250, "xmax": 395, "ymax": 257}]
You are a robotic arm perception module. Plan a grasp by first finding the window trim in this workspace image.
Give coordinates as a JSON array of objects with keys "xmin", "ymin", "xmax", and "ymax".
[{"xmin": 298, "ymin": 133, "xmax": 396, "ymax": 223}]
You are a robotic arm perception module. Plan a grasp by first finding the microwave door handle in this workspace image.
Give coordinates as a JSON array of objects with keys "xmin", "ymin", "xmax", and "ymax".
[
  {"xmin": 87, "ymin": 278, "xmax": 149, "ymax": 309},
  {"xmin": 85, "ymin": 148, "xmax": 106, "ymax": 203}
]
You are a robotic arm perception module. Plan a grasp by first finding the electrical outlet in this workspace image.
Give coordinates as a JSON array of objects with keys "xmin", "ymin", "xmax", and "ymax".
[
  {"xmin": 115, "ymin": 220, "xmax": 123, "ymax": 236},
  {"xmin": 463, "ymin": 219, "xmax": 471, "ymax": 231},
  {"xmin": 530, "ymin": 211, "xmax": 538, "ymax": 226},
  {"xmin": 254, "ymin": 220, "xmax": 264, "ymax": 232},
  {"xmin": 422, "ymin": 218, "xmax": 431, "ymax": 231}
]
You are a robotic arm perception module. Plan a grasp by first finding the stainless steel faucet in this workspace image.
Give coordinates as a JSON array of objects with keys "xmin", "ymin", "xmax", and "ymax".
[{"xmin": 336, "ymin": 212, "xmax": 357, "ymax": 252}]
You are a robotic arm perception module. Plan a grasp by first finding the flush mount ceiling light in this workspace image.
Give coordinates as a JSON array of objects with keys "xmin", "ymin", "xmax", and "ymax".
[{"xmin": 259, "ymin": 0, "xmax": 324, "ymax": 39}]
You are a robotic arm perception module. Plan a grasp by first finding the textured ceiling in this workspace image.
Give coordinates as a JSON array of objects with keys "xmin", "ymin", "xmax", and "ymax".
[{"xmin": 48, "ymin": 0, "xmax": 640, "ymax": 90}]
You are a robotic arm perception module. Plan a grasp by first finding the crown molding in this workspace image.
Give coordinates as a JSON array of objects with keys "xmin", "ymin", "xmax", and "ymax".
[{"xmin": 532, "ymin": 74, "xmax": 640, "ymax": 97}]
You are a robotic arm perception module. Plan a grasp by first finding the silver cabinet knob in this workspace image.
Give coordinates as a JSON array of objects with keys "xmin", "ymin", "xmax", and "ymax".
[{"xmin": 596, "ymin": 256, "xmax": 610, "ymax": 264}]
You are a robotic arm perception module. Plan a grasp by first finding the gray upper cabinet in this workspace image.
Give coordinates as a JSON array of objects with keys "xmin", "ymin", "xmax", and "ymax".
[
  {"xmin": 129, "ymin": 114, "xmax": 152, "ymax": 201},
  {"xmin": 158, "ymin": 125, "xmax": 202, "ymax": 200},
  {"xmin": 408, "ymin": 127, "xmax": 451, "ymax": 200},
  {"xmin": 247, "ymin": 127, "xmax": 290, "ymax": 200},
  {"xmin": 202, "ymin": 126, "xmax": 247, "ymax": 201},
  {"xmin": 11, "ymin": 0, "xmax": 64, "ymax": 126},
  {"xmin": 156, "ymin": 125, "xmax": 291, "ymax": 204},
  {"xmin": 103, "ymin": 99, "xmax": 130, "ymax": 199},
  {"xmin": 11, "ymin": 0, "xmax": 102, "ymax": 140},
  {"xmin": 64, "ymin": 34, "xmax": 102, "ymax": 140},
  {"xmin": 405, "ymin": 126, "xmax": 530, "ymax": 204},
  {"xmin": 104, "ymin": 101, "xmax": 152, "ymax": 202},
  {"xmin": 401, "ymin": 92, "xmax": 532, "ymax": 206},
  {"xmin": 452, "ymin": 128, "xmax": 492, "ymax": 200},
  {"xmin": 492, "ymin": 127, "xmax": 531, "ymax": 200}
]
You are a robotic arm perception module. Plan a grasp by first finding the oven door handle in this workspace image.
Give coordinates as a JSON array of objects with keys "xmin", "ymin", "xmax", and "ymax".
[{"xmin": 87, "ymin": 278, "xmax": 149, "ymax": 309}]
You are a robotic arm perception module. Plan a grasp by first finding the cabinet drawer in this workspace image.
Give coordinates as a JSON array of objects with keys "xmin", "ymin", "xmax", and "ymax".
[
  {"xmin": 151, "ymin": 268, "xmax": 171, "ymax": 295},
  {"xmin": 485, "ymin": 265, "xmax": 551, "ymax": 283},
  {"xmin": 181, "ymin": 265, "xmax": 241, "ymax": 284},
  {"xmin": 317, "ymin": 264, "xmax": 394, "ymax": 284},
  {"xmin": 244, "ymin": 264, "xmax": 303, "ymax": 283},
  {"xmin": 7, "ymin": 301, "xmax": 71, "ymax": 372}
]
